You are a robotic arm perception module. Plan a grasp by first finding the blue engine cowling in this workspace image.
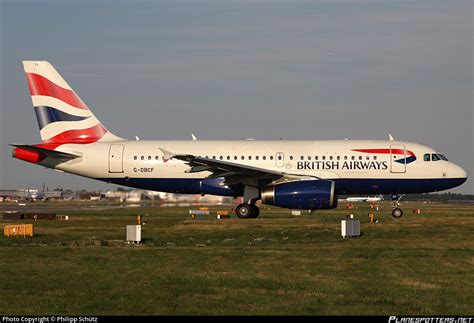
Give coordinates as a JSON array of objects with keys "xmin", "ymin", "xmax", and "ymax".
[{"xmin": 261, "ymin": 179, "xmax": 337, "ymax": 210}]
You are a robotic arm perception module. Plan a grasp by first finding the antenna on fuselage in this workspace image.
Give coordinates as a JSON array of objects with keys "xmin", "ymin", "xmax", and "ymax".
[
  {"xmin": 388, "ymin": 134, "xmax": 395, "ymax": 141},
  {"xmin": 135, "ymin": 136, "xmax": 140, "ymax": 141},
  {"xmin": 191, "ymin": 134, "xmax": 197, "ymax": 141}
]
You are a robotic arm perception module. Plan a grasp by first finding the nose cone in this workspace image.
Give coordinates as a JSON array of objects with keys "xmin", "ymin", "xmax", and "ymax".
[{"xmin": 450, "ymin": 163, "xmax": 468, "ymax": 185}]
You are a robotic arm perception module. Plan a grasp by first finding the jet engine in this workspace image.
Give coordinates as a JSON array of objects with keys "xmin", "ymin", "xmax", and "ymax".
[{"xmin": 261, "ymin": 179, "xmax": 337, "ymax": 210}]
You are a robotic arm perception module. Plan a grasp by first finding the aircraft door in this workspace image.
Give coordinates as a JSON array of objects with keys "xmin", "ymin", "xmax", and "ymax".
[
  {"xmin": 275, "ymin": 152, "xmax": 284, "ymax": 167},
  {"xmin": 109, "ymin": 144, "xmax": 124, "ymax": 173},
  {"xmin": 390, "ymin": 144, "xmax": 406, "ymax": 173}
]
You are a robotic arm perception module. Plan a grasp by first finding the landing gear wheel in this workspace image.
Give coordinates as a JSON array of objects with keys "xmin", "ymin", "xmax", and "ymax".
[
  {"xmin": 236, "ymin": 204, "xmax": 260, "ymax": 219},
  {"xmin": 250, "ymin": 205, "xmax": 260, "ymax": 218},
  {"xmin": 236, "ymin": 204, "xmax": 253, "ymax": 219},
  {"xmin": 392, "ymin": 207, "xmax": 403, "ymax": 218}
]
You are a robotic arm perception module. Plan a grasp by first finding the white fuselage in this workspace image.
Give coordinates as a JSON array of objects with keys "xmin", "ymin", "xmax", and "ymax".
[{"xmin": 49, "ymin": 139, "xmax": 467, "ymax": 196}]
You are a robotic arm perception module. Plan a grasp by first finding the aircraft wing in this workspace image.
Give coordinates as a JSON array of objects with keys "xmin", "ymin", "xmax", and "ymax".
[{"xmin": 159, "ymin": 148, "xmax": 309, "ymax": 186}]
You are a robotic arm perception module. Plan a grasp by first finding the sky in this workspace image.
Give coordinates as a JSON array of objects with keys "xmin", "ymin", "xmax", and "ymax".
[{"xmin": 0, "ymin": 0, "xmax": 472, "ymax": 194}]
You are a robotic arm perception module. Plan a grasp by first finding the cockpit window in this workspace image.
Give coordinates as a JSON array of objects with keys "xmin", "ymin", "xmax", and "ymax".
[
  {"xmin": 425, "ymin": 153, "xmax": 448, "ymax": 162},
  {"xmin": 439, "ymin": 154, "xmax": 448, "ymax": 161},
  {"xmin": 431, "ymin": 154, "xmax": 441, "ymax": 161}
]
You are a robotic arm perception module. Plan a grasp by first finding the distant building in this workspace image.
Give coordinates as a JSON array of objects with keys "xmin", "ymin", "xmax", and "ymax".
[
  {"xmin": 0, "ymin": 189, "xmax": 61, "ymax": 201},
  {"xmin": 0, "ymin": 187, "xmax": 240, "ymax": 205}
]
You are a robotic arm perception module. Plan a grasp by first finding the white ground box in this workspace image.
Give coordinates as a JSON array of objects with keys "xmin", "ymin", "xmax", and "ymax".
[
  {"xmin": 126, "ymin": 225, "xmax": 141, "ymax": 243},
  {"xmin": 341, "ymin": 219, "xmax": 360, "ymax": 238}
]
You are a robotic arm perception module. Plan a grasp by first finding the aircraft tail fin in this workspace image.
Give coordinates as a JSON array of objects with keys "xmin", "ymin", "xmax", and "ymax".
[{"xmin": 22, "ymin": 61, "xmax": 123, "ymax": 144}]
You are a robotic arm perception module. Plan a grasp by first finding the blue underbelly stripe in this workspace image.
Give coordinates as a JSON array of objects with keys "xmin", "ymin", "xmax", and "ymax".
[{"xmin": 95, "ymin": 177, "xmax": 467, "ymax": 195}]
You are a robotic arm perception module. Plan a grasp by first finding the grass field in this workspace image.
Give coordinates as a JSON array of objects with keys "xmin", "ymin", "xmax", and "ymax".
[{"xmin": 0, "ymin": 201, "xmax": 473, "ymax": 315}]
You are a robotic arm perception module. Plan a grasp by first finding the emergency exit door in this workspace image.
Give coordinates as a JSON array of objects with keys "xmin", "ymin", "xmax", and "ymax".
[
  {"xmin": 109, "ymin": 144, "xmax": 124, "ymax": 173},
  {"xmin": 390, "ymin": 144, "xmax": 406, "ymax": 173}
]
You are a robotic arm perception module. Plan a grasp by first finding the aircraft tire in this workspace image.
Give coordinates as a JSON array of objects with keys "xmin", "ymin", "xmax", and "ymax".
[
  {"xmin": 236, "ymin": 204, "xmax": 253, "ymax": 219},
  {"xmin": 250, "ymin": 205, "xmax": 260, "ymax": 218},
  {"xmin": 392, "ymin": 207, "xmax": 403, "ymax": 218}
]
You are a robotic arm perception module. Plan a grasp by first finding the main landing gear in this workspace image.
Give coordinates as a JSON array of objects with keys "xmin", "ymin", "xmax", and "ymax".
[
  {"xmin": 236, "ymin": 184, "xmax": 261, "ymax": 218},
  {"xmin": 236, "ymin": 203, "xmax": 260, "ymax": 219},
  {"xmin": 391, "ymin": 194, "xmax": 404, "ymax": 218}
]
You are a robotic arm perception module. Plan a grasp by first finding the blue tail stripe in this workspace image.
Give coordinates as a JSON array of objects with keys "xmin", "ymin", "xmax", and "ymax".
[{"xmin": 34, "ymin": 106, "xmax": 90, "ymax": 130}]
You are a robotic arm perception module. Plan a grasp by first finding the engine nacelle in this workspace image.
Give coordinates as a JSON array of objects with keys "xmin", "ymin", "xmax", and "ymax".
[{"xmin": 261, "ymin": 179, "xmax": 337, "ymax": 210}]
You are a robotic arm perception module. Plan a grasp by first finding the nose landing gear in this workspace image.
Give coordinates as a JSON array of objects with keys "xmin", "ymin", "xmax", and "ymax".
[{"xmin": 390, "ymin": 194, "xmax": 404, "ymax": 218}]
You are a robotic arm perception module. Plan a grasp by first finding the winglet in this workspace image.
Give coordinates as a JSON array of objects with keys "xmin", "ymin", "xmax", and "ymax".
[{"xmin": 159, "ymin": 148, "xmax": 175, "ymax": 162}]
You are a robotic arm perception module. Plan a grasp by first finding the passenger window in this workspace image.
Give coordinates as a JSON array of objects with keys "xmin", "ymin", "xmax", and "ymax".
[
  {"xmin": 212, "ymin": 156, "xmax": 216, "ymax": 159},
  {"xmin": 248, "ymin": 156, "xmax": 252, "ymax": 160},
  {"xmin": 329, "ymin": 156, "xmax": 333, "ymax": 160},
  {"xmin": 134, "ymin": 156, "xmax": 137, "ymax": 160},
  {"xmin": 366, "ymin": 156, "xmax": 370, "ymax": 160},
  {"xmin": 270, "ymin": 156, "xmax": 274, "ymax": 160},
  {"xmin": 255, "ymin": 156, "xmax": 259, "ymax": 160},
  {"xmin": 344, "ymin": 156, "xmax": 348, "ymax": 160},
  {"xmin": 359, "ymin": 156, "xmax": 362, "ymax": 160},
  {"xmin": 241, "ymin": 156, "xmax": 245, "ymax": 160},
  {"xmin": 315, "ymin": 156, "xmax": 318, "ymax": 160},
  {"xmin": 322, "ymin": 156, "xmax": 326, "ymax": 160},
  {"xmin": 141, "ymin": 156, "xmax": 144, "ymax": 160},
  {"xmin": 337, "ymin": 156, "xmax": 340, "ymax": 160},
  {"xmin": 308, "ymin": 156, "xmax": 311, "ymax": 160},
  {"xmin": 424, "ymin": 154, "xmax": 430, "ymax": 161},
  {"xmin": 234, "ymin": 156, "xmax": 237, "ymax": 160},
  {"xmin": 300, "ymin": 156, "xmax": 304, "ymax": 161},
  {"xmin": 351, "ymin": 156, "xmax": 355, "ymax": 160},
  {"xmin": 227, "ymin": 156, "xmax": 230, "ymax": 160},
  {"xmin": 373, "ymin": 156, "xmax": 377, "ymax": 160},
  {"xmin": 289, "ymin": 156, "xmax": 293, "ymax": 160},
  {"xmin": 432, "ymin": 154, "xmax": 441, "ymax": 161},
  {"xmin": 219, "ymin": 156, "xmax": 223, "ymax": 160},
  {"xmin": 155, "ymin": 156, "xmax": 159, "ymax": 160},
  {"xmin": 278, "ymin": 156, "xmax": 282, "ymax": 160},
  {"xmin": 263, "ymin": 156, "xmax": 266, "ymax": 160}
]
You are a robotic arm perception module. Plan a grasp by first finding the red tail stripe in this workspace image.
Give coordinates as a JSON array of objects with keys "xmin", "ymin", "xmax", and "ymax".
[
  {"xmin": 42, "ymin": 124, "xmax": 108, "ymax": 146},
  {"xmin": 352, "ymin": 148, "xmax": 415, "ymax": 156},
  {"xmin": 26, "ymin": 73, "xmax": 88, "ymax": 110}
]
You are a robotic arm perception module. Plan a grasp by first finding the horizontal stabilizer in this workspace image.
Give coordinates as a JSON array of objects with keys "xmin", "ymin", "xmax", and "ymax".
[{"xmin": 10, "ymin": 144, "xmax": 80, "ymax": 159}]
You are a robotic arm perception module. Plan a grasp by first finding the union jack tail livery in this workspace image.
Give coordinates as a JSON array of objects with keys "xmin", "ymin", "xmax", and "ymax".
[{"xmin": 23, "ymin": 61, "xmax": 123, "ymax": 144}]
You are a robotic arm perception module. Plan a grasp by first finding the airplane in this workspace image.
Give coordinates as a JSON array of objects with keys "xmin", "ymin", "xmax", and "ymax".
[
  {"xmin": 25, "ymin": 190, "xmax": 47, "ymax": 202},
  {"xmin": 345, "ymin": 195, "xmax": 384, "ymax": 203},
  {"xmin": 11, "ymin": 61, "xmax": 468, "ymax": 219}
]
